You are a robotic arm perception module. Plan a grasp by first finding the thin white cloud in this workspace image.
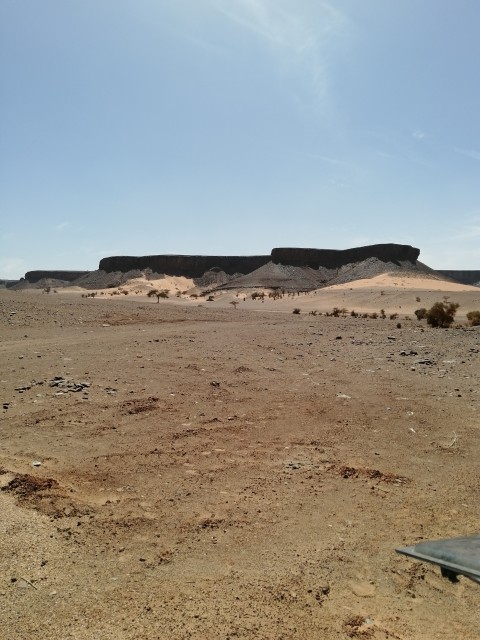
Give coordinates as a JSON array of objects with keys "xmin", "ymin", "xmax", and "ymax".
[
  {"xmin": 91, "ymin": 248, "xmax": 120, "ymax": 258},
  {"xmin": 454, "ymin": 225, "xmax": 480, "ymax": 240},
  {"xmin": 455, "ymin": 147, "xmax": 480, "ymax": 161},
  {"xmin": 422, "ymin": 243, "xmax": 480, "ymax": 270},
  {"xmin": 302, "ymin": 152, "xmax": 350, "ymax": 167},
  {"xmin": 0, "ymin": 258, "xmax": 25, "ymax": 278},
  {"xmin": 171, "ymin": 30, "xmax": 231, "ymax": 57},
  {"xmin": 210, "ymin": 0, "xmax": 348, "ymax": 103},
  {"xmin": 55, "ymin": 221, "xmax": 69, "ymax": 231},
  {"xmin": 284, "ymin": 149, "xmax": 357, "ymax": 170},
  {"xmin": 375, "ymin": 149, "xmax": 396, "ymax": 160},
  {"xmin": 326, "ymin": 177, "xmax": 349, "ymax": 189},
  {"xmin": 412, "ymin": 129, "xmax": 426, "ymax": 140}
]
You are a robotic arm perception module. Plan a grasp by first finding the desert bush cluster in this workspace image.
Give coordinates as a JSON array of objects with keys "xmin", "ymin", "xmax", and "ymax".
[
  {"xmin": 413, "ymin": 301, "xmax": 480, "ymax": 327},
  {"xmin": 415, "ymin": 301, "xmax": 459, "ymax": 327}
]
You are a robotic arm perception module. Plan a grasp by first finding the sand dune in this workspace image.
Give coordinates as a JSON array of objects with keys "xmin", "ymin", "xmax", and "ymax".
[
  {"xmin": 119, "ymin": 275, "xmax": 195, "ymax": 295},
  {"xmin": 324, "ymin": 272, "xmax": 479, "ymax": 292}
]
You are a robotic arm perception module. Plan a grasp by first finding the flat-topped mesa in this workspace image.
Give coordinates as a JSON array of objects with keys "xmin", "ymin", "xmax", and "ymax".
[
  {"xmin": 98, "ymin": 254, "xmax": 271, "ymax": 278},
  {"xmin": 271, "ymin": 244, "xmax": 420, "ymax": 269},
  {"xmin": 438, "ymin": 270, "xmax": 480, "ymax": 286},
  {"xmin": 98, "ymin": 244, "xmax": 420, "ymax": 278},
  {"xmin": 25, "ymin": 270, "xmax": 90, "ymax": 283}
]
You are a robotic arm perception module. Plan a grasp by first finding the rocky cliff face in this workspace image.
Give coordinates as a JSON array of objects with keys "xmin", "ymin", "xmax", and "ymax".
[
  {"xmin": 98, "ymin": 255, "xmax": 271, "ymax": 278},
  {"xmin": 98, "ymin": 244, "xmax": 420, "ymax": 278},
  {"xmin": 437, "ymin": 270, "xmax": 480, "ymax": 286},
  {"xmin": 25, "ymin": 271, "xmax": 90, "ymax": 283},
  {"xmin": 271, "ymin": 244, "xmax": 420, "ymax": 269}
]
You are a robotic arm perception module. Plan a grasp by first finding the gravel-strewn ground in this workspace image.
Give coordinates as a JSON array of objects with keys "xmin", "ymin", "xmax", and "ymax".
[{"xmin": 1, "ymin": 290, "xmax": 479, "ymax": 639}]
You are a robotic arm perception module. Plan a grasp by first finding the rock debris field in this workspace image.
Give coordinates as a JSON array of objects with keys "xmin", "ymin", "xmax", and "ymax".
[{"xmin": 0, "ymin": 290, "xmax": 479, "ymax": 639}]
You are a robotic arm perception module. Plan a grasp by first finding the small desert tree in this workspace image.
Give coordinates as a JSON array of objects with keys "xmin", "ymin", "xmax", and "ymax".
[
  {"xmin": 230, "ymin": 300, "xmax": 239, "ymax": 310},
  {"xmin": 148, "ymin": 289, "xmax": 169, "ymax": 303},
  {"xmin": 426, "ymin": 301, "xmax": 459, "ymax": 328}
]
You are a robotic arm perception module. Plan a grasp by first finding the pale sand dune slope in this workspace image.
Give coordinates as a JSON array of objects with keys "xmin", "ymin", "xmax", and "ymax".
[
  {"xmin": 324, "ymin": 272, "xmax": 479, "ymax": 292},
  {"xmin": 113, "ymin": 275, "xmax": 195, "ymax": 294}
]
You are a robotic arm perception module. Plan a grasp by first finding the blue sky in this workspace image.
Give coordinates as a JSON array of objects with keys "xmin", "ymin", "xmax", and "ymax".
[{"xmin": 1, "ymin": 0, "xmax": 479, "ymax": 278}]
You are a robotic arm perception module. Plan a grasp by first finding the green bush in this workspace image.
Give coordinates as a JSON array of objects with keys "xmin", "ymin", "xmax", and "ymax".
[
  {"xmin": 426, "ymin": 301, "xmax": 459, "ymax": 328},
  {"xmin": 466, "ymin": 310, "xmax": 480, "ymax": 326}
]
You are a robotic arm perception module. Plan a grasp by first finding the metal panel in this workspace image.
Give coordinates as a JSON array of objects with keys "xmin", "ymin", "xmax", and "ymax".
[{"xmin": 396, "ymin": 535, "xmax": 480, "ymax": 584}]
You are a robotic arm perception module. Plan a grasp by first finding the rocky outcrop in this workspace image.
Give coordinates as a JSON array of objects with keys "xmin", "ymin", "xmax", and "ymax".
[
  {"xmin": 0, "ymin": 279, "xmax": 20, "ymax": 289},
  {"xmin": 437, "ymin": 271, "xmax": 480, "ymax": 286},
  {"xmin": 25, "ymin": 270, "xmax": 90, "ymax": 283},
  {"xmin": 271, "ymin": 244, "xmax": 420, "ymax": 269},
  {"xmin": 98, "ymin": 255, "xmax": 271, "ymax": 278}
]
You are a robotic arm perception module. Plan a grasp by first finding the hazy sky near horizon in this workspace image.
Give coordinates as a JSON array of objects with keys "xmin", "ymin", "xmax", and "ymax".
[{"xmin": 1, "ymin": 0, "xmax": 480, "ymax": 278}]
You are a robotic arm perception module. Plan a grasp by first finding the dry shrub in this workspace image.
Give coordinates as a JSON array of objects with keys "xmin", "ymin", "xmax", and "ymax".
[
  {"xmin": 426, "ymin": 301, "xmax": 459, "ymax": 328},
  {"xmin": 466, "ymin": 310, "xmax": 480, "ymax": 326},
  {"xmin": 414, "ymin": 308, "xmax": 427, "ymax": 320}
]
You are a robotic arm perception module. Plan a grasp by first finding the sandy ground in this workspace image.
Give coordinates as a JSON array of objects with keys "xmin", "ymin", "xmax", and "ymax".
[{"xmin": 1, "ymin": 285, "xmax": 479, "ymax": 639}]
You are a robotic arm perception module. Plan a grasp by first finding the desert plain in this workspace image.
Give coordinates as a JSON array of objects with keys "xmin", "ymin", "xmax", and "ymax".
[{"xmin": 1, "ymin": 276, "xmax": 480, "ymax": 639}]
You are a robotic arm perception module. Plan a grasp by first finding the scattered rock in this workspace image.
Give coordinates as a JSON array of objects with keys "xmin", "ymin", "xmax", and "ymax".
[
  {"xmin": 286, "ymin": 461, "xmax": 302, "ymax": 470},
  {"xmin": 49, "ymin": 377, "xmax": 91, "ymax": 393},
  {"xmin": 15, "ymin": 385, "xmax": 31, "ymax": 393}
]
